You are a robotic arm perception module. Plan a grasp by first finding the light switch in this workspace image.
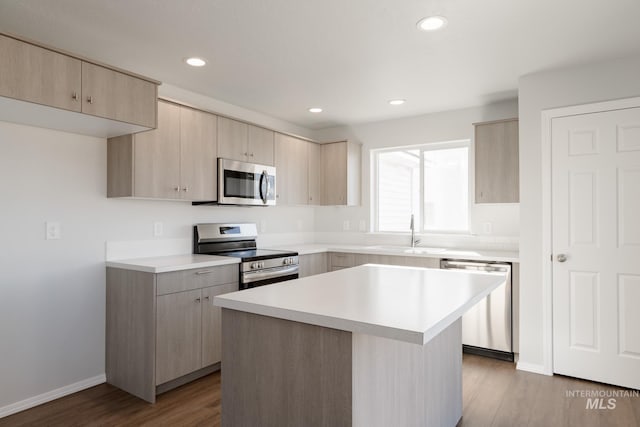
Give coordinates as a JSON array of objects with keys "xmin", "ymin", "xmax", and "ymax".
[
  {"xmin": 153, "ymin": 221, "xmax": 163, "ymax": 237},
  {"xmin": 46, "ymin": 222, "xmax": 61, "ymax": 240}
]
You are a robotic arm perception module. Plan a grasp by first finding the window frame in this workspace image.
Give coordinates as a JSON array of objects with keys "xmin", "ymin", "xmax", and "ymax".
[{"xmin": 372, "ymin": 139, "xmax": 472, "ymax": 235}]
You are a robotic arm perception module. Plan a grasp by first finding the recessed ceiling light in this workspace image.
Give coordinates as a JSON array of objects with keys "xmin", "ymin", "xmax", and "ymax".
[
  {"xmin": 389, "ymin": 99, "xmax": 406, "ymax": 105},
  {"xmin": 308, "ymin": 107, "xmax": 323, "ymax": 113},
  {"xmin": 185, "ymin": 57, "xmax": 206, "ymax": 67},
  {"xmin": 417, "ymin": 16, "xmax": 448, "ymax": 31}
]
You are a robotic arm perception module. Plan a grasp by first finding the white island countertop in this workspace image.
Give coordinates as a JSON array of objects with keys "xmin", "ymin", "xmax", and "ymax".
[
  {"xmin": 105, "ymin": 254, "xmax": 239, "ymax": 273},
  {"xmin": 214, "ymin": 264, "xmax": 505, "ymax": 345}
]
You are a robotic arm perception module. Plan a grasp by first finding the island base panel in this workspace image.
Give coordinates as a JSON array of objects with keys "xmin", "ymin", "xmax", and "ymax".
[
  {"xmin": 221, "ymin": 308, "xmax": 352, "ymax": 427},
  {"xmin": 353, "ymin": 319, "xmax": 462, "ymax": 427}
]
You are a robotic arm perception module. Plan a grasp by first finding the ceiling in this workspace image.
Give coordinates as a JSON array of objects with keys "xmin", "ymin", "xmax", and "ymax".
[{"xmin": 2, "ymin": 0, "xmax": 640, "ymax": 129}]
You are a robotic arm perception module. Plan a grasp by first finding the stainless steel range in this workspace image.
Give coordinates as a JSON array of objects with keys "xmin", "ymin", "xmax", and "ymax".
[{"xmin": 193, "ymin": 223, "xmax": 298, "ymax": 290}]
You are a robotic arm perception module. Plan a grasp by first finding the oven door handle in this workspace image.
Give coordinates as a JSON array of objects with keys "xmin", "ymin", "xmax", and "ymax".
[
  {"xmin": 259, "ymin": 170, "xmax": 268, "ymax": 204},
  {"xmin": 243, "ymin": 265, "xmax": 299, "ymax": 284}
]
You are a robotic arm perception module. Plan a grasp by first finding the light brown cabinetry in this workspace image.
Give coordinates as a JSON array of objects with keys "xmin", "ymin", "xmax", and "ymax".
[
  {"xmin": 328, "ymin": 251, "xmax": 440, "ymax": 272},
  {"xmin": 81, "ymin": 62, "xmax": 157, "ymax": 128},
  {"xmin": 474, "ymin": 118, "xmax": 519, "ymax": 203},
  {"xmin": 0, "ymin": 33, "xmax": 81, "ymax": 112},
  {"xmin": 321, "ymin": 140, "xmax": 361, "ymax": 206},
  {"xmin": 106, "ymin": 264, "xmax": 238, "ymax": 402},
  {"xmin": 217, "ymin": 116, "xmax": 274, "ymax": 165},
  {"xmin": 107, "ymin": 100, "xmax": 217, "ymax": 201},
  {"xmin": 298, "ymin": 253, "xmax": 328, "ymax": 278},
  {"xmin": 0, "ymin": 33, "xmax": 158, "ymax": 135},
  {"xmin": 308, "ymin": 142, "xmax": 322, "ymax": 204},
  {"xmin": 275, "ymin": 133, "xmax": 309, "ymax": 205}
]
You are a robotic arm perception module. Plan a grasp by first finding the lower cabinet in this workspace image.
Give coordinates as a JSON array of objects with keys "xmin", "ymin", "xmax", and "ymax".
[
  {"xmin": 106, "ymin": 264, "xmax": 238, "ymax": 403},
  {"xmin": 328, "ymin": 252, "xmax": 441, "ymax": 272},
  {"xmin": 298, "ymin": 253, "xmax": 328, "ymax": 277}
]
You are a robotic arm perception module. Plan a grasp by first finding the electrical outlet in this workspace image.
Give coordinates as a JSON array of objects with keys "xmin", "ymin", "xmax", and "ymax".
[
  {"xmin": 45, "ymin": 222, "xmax": 61, "ymax": 240},
  {"xmin": 482, "ymin": 222, "xmax": 493, "ymax": 235},
  {"xmin": 153, "ymin": 221, "xmax": 163, "ymax": 237},
  {"xmin": 342, "ymin": 220, "xmax": 350, "ymax": 231},
  {"xmin": 359, "ymin": 220, "xmax": 366, "ymax": 232}
]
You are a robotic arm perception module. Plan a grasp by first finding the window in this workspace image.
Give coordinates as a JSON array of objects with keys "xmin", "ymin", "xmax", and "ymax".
[{"xmin": 374, "ymin": 140, "xmax": 470, "ymax": 233}]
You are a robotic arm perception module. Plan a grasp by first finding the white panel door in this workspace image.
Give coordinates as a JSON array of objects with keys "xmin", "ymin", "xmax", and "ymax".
[{"xmin": 552, "ymin": 107, "xmax": 640, "ymax": 389}]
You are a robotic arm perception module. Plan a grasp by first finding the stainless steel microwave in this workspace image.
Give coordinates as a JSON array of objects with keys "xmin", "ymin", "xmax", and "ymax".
[{"xmin": 217, "ymin": 158, "xmax": 276, "ymax": 206}]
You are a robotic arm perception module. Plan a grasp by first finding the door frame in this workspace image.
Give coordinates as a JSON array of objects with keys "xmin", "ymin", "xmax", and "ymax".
[{"xmin": 540, "ymin": 95, "xmax": 640, "ymax": 376}]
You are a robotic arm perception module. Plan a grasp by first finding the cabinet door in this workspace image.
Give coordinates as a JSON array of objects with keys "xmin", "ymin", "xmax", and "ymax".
[
  {"xmin": 274, "ymin": 133, "xmax": 308, "ymax": 205},
  {"xmin": 81, "ymin": 62, "xmax": 157, "ymax": 128},
  {"xmin": 298, "ymin": 253, "xmax": 328, "ymax": 278},
  {"xmin": 0, "ymin": 34, "xmax": 81, "ymax": 112},
  {"xmin": 202, "ymin": 283, "xmax": 238, "ymax": 366},
  {"xmin": 156, "ymin": 289, "xmax": 202, "ymax": 385},
  {"xmin": 308, "ymin": 142, "xmax": 321, "ymax": 204},
  {"xmin": 217, "ymin": 116, "xmax": 248, "ymax": 161},
  {"xmin": 133, "ymin": 101, "xmax": 181, "ymax": 198},
  {"xmin": 180, "ymin": 107, "xmax": 218, "ymax": 201},
  {"xmin": 248, "ymin": 125, "xmax": 275, "ymax": 165},
  {"xmin": 474, "ymin": 119, "xmax": 519, "ymax": 203},
  {"xmin": 321, "ymin": 142, "xmax": 348, "ymax": 205}
]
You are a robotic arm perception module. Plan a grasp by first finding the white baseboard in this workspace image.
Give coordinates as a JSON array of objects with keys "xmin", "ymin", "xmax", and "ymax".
[
  {"xmin": 516, "ymin": 361, "xmax": 549, "ymax": 376},
  {"xmin": 0, "ymin": 374, "xmax": 106, "ymax": 419}
]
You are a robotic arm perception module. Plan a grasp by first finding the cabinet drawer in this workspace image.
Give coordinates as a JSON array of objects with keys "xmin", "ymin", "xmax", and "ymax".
[
  {"xmin": 156, "ymin": 265, "xmax": 239, "ymax": 295},
  {"xmin": 330, "ymin": 253, "xmax": 355, "ymax": 268}
]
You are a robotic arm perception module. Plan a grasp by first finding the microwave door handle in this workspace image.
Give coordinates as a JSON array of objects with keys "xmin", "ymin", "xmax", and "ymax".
[{"xmin": 260, "ymin": 170, "xmax": 268, "ymax": 204}]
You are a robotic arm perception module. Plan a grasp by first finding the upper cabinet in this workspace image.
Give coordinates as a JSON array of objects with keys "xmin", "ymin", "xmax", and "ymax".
[
  {"xmin": 107, "ymin": 100, "xmax": 217, "ymax": 201},
  {"xmin": 217, "ymin": 116, "xmax": 274, "ymax": 166},
  {"xmin": 307, "ymin": 142, "xmax": 322, "ymax": 205},
  {"xmin": 320, "ymin": 140, "xmax": 361, "ymax": 206},
  {"xmin": 0, "ymin": 33, "xmax": 158, "ymax": 137},
  {"xmin": 274, "ymin": 133, "xmax": 310, "ymax": 205},
  {"xmin": 81, "ymin": 62, "xmax": 157, "ymax": 128},
  {"xmin": 474, "ymin": 118, "xmax": 519, "ymax": 203},
  {"xmin": 0, "ymin": 33, "xmax": 82, "ymax": 112}
]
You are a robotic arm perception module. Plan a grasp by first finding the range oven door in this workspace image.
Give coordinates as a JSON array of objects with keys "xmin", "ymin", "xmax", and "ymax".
[
  {"xmin": 240, "ymin": 265, "xmax": 299, "ymax": 290},
  {"xmin": 218, "ymin": 158, "xmax": 276, "ymax": 206}
]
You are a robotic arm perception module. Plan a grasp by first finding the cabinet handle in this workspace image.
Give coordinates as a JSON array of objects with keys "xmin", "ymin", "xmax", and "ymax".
[
  {"xmin": 72, "ymin": 92, "xmax": 79, "ymax": 101},
  {"xmin": 195, "ymin": 270, "xmax": 215, "ymax": 275},
  {"xmin": 87, "ymin": 96, "xmax": 94, "ymax": 104},
  {"xmin": 174, "ymin": 186, "xmax": 180, "ymax": 192},
  {"xmin": 195, "ymin": 297, "xmax": 201, "ymax": 303},
  {"xmin": 183, "ymin": 186, "xmax": 189, "ymax": 192},
  {"xmin": 243, "ymin": 152, "xmax": 248, "ymax": 156},
  {"xmin": 204, "ymin": 296, "xmax": 210, "ymax": 301},
  {"xmin": 250, "ymin": 153, "xmax": 254, "ymax": 157}
]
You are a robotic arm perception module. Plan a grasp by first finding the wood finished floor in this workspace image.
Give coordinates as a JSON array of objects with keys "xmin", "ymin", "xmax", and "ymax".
[{"xmin": 1, "ymin": 354, "xmax": 638, "ymax": 427}]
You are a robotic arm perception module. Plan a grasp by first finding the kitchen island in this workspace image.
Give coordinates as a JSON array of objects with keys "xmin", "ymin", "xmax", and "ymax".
[{"xmin": 214, "ymin": 264, "xmax": 505, "ymax": 427}]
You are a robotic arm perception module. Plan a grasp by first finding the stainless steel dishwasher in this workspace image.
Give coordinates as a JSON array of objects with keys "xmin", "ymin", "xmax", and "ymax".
[{"xmin": 440, "ymin": 259, "xmax": 513, "ymax": 361}]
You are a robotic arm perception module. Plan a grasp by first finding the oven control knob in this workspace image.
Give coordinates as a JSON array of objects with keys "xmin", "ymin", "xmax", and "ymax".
[
  {"xmin": 283, "ymin": 258, "xmax": 289, "ymax": 265},
  {"xmin": 260, "ymin": 262, "xmax": 265, "ymax": 268},
  {"xmin": 251, "ymin": 262, "xmax": 257, "ymax": 269}
]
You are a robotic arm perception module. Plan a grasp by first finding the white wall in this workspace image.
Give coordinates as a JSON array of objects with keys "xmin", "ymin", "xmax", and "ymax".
[
  {"xmin": 312, "ymin": 100, "xmax": 520, "ymax": 250},
  {"xmin": 0, "ymin": 120, "xmax": 315, "ymax": 413},
  {"xmin": 518, "ymin": 55, "xmax": 640, "ymax": 369}
]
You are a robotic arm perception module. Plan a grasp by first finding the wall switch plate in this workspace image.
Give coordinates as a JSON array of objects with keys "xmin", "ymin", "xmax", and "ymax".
[
  {"xmin": 153, "ymin": 221, "xmax": 163, "ymax": 237},
  {"xmin": 45, "ymin": 221, "xmax": 61, "ymax": 240},
  {"xmin": 359, "ymin": 220, "xmax": 366, "ymax": 232},
  {"xmin": 342, "ymin": 220, "xmax": 350, "ymax": 231}
]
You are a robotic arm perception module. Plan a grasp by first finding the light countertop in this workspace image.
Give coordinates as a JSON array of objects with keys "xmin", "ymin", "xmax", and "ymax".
[
  {"xmin": 266, "ymin": 243, "xmax": 519, "ymax": 263},
  {"xmin": 105, "ymin": 254, "xmax": 239, "ymax": 273},
  {"xmin": 214, "ymin": 264, "xmax": 505, "ymax": 345}
]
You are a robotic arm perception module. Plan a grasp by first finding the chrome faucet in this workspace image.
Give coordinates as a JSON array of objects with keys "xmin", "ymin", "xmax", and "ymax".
[{"xmin": 410, "ymin": 214, "xmax": 421, "ymax": 247}]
